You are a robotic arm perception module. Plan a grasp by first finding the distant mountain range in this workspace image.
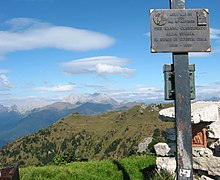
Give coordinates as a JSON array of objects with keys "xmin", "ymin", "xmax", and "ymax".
[
  {"xmin": 0, "ymin": 93, "xmax": 137, "ymax": 148},
  {"xmin": 1, "ymin": 93, "xmax": 121, "ymax": 114}
]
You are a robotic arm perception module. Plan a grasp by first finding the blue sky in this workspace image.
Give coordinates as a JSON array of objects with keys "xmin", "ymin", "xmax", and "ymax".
[{"xmin": 0, "ymin": 0, "xmax": 220, "ymax": 105}]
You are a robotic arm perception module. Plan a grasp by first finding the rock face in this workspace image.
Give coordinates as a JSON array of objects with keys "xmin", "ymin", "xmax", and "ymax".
[
  {"xmin": 159, "ymin": 107, "xmax": 175, "ymax": 122},
  {"xmin": 156, "ymin": 157, "xmax": 176, "ymax": 175},
  {"xmin": 137, "ymin": 137, "xmax": 153, "ymax": 154},
  {"xmin": 200, "ymin": 175, "xmax": 215, "ymax": 180},
  {"xmin": 155, "ymin": 101, "xmax": 220, "ymax": 179},
  {"xmin": 154, "ymin": 143, "xmax": 172, "ymax": 157},
  {"xmin": 193, "ymin": 156, "xmax": 220, "ymax": 177},
  {"xmin": 156, "ymin": 154, "xmax": 220, "ymax": 177},
  {"xmin": 159, "ymin": 101, "xmax": 220, "ymax": 124},
  {"xmin": 192, "ymin": 147, "xmax": 213, "ymax": 157},
  {"xmin": 209, "ymin": 139, "xmax": 220, "ymax": 156},
  {"xmin": 207, "ymin": 122, "xmax": 220, "ymax": 139},
  {"xmin": 191, "ymin": 103, "xmax": 219, "ymax": 124},
  {"xmin": 159, "ymin": 101, "xmax": 220, "ymax": 143}
]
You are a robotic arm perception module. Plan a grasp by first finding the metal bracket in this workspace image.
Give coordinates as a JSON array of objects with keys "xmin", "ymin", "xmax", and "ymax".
[{"xmin": 163, "ymin": 64, "xmax": 195, "ymax": 100}]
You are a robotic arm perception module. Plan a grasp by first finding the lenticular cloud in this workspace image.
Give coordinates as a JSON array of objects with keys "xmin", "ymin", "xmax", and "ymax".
[
  {"xmin": 61, "ymin": 56, "xmax": 135, "ymax": 77},
  {"xmin": 0, "ymin": 18, "xmax": 115, "ymax": 55}
]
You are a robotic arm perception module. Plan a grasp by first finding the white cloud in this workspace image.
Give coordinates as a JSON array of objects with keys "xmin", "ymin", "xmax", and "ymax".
[
  {"xmin": 95, "ymin": 63, "xmax": 134, "ymax": 76},
  {"xmin": 61, "ymin": 56, "xmax": 135, "ymax": 77},
  {"xmin": 195, "ymin": 81, "xmax": 220, "ymax": 100},
  {"xmin": 0, "ymin": 18, "xmax": 115, "ymax": 56},
  {"xmin": 214, "ymin": 82, "xmax": 220, "ymax": 86},
  {"xmin": 0, "ymin": 74, "xmax": 13, "ymax": 90},
  {"xmin": 110, "ymin": 86, "xmax": 164, "ymax": 102},
  {"xmin": 4, "ymin": 18, "xmax": 50, "ymax": 31},
  {"xmin": 197, "ymin": 88, "xmax": 220, "ymax": 94},
  {"xmin": 112, "ymin": 92, "xmax": 163, "ymax": 102},
  {"xmin": 0, "ymin": 69, "xmax": 12, "ymax": 73},
  {"xmin": 34, "ymin": 84, "xmax": 76, "ymax": 92},
  {"xmin": 210, "ymin": 28, "xmax": 220, "ymax": 39},
  {"xmin": 145, "ymin": 32, "xmax": 150, "ymax": 37},
  {"xmin": 138, "ymin": 87, "xmax": 162, "ymax": 93},
  {"xmin": 189, "ymin": 52, "xmax": 211, "ymax": 58},
  {"xmin": 196, "ymin": 87, "xmax": 220, "ymax": 100},
  {"xmin": 196, "ymin": 84, "xmax": 209, "ymax": 88}
]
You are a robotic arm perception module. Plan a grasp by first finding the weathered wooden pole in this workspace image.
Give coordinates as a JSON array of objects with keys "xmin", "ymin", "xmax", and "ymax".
[{"xmin": 170, "ymin": 0, "xmax": 193, "ymax": 179}]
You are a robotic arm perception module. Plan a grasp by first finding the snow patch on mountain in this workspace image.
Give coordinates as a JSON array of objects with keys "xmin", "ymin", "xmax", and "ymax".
[
  {"xmin": 63, "ymin": 93, "xmax": 119, "ymax": 105},
  {"xmin": 1, "ymin": 98, "xmax": 50, "ymax": 114}
]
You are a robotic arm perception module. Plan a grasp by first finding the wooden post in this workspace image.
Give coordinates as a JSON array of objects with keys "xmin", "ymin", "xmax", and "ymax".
[{"xmin": 170, "ymin": 0, "xmax": 193, "ymax": 179}]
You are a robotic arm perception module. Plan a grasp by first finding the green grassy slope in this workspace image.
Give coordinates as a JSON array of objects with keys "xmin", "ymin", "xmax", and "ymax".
[
  {"xmin": 0, "ymin": 104, "xmax": 173, "ymax": 166},
  {"xmin": 20, "ymin": 155, "xmax": 156, "ymax": 180}
]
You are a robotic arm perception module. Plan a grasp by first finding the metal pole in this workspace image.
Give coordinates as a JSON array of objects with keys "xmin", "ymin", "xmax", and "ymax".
[{"xmin": 170, "ymin": 0, "xmax": 193, "ymax": 179}]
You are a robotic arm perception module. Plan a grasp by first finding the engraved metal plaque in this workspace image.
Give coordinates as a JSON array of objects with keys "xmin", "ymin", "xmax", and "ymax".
[{"xmin": 150, "ymin": 9, "xmax": 211, "ymax": 52}]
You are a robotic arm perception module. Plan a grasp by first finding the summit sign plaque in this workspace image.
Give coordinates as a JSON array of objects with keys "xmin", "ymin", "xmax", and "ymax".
[{"xmin": 150, "ymin": 9, "xmax": 210, "ymax": 52}]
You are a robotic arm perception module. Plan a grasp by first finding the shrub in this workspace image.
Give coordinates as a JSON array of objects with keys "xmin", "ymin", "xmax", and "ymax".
[
  {"xmin": 53, "ymin": 154, "xmax": 69, "ymax": 166},
  {"xmin": 104, "ymin": 139, "xmax": 121, "ymax": 154},
  {"xmin": 148, "ymin": 128, "xmax": 166, "ymax": 154},
  {"xmin": 150, "ymin": 169, "xmax": 175, "ymax": 180}
]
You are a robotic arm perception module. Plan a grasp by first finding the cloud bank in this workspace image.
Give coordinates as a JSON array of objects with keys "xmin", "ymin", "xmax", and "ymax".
[
  {"xmin": 196, "ymin": 81, "xmax": 220, "ymax": 100},
  {"xmin": 34, "ymin": 83, "xmax": 76, "ymax": 92},
  {"xmin": 111, "ymin": 86, "xmax": 164, "ymax": 102}
]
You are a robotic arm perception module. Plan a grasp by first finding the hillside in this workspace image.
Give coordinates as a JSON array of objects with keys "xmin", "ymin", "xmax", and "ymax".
[
  {"xmin": 0, "ymin": 101, "xmax": 131, "ymax": 148},
  {"xmin": 0, "ymin": 104, "xmax": 173, "ymax": 166}
]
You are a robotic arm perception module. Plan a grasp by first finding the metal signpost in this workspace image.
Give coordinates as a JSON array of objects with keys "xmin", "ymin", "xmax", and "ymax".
[{"xmin": 150, "ymin": 0, "xmax": 211, "ymax": 179}]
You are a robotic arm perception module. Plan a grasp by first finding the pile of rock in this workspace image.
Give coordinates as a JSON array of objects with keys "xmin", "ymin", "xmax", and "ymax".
[{"xmin": 154, "ymin": 101, "xmax": 220, "ymax": 179}]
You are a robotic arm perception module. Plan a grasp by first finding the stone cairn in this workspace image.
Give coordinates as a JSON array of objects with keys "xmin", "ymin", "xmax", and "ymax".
[{"xmin": 154, "ymin": 101, "xmax": 220, "ymax": 179}]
